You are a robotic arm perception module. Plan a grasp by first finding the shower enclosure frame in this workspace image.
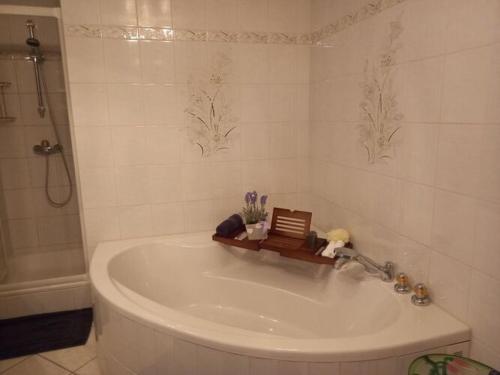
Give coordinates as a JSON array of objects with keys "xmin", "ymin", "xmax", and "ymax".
[{"xmin": 0, "ymin": 3, "xmax": 91, "ymax": 319}]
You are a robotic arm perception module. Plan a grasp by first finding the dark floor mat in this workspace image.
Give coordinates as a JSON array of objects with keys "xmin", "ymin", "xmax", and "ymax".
[{"xmin": 0, "ymin": 308, "xmax": 93, "ymax": 360}]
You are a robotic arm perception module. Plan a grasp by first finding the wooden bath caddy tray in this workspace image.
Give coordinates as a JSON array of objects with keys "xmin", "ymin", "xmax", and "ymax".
[{"xmin": 213, "ymin": 208, "xmax": 336, "ymax": 265}]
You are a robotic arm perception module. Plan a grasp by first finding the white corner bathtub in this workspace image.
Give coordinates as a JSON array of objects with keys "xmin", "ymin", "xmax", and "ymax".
[{"xmin": 90, "ymin": 232, "xmax": 470, "ymax": 375}]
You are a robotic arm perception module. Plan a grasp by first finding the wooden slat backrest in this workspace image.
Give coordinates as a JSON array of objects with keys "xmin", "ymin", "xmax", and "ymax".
[{"xmin": 269, "ymin": 208, "xmax": 312, "ymax": 239}]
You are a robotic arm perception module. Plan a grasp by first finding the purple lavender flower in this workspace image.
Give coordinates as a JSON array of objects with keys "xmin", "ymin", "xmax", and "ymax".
[
  {"xmin": 244, "ymin": 192, "xmax": 251, "ymax": 205},
  {"xmin": 250, "ymin": 191, "xmax": 258, "ymax": 205},
  {"xmin": 260, "ymin": 195, "xmax": 268, "ymax": 206}
]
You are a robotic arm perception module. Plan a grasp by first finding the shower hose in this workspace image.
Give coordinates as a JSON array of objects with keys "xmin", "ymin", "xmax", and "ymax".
[{"xmin": 39, "ymin": 64, "xmax": 73, "ymax": 208}]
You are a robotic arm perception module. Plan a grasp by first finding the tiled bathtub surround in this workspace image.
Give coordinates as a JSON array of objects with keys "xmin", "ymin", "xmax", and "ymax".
[
  {"xmin": 95, "ymin": 293, "xmax": 470, "ymax": 375},
  {"xmin": 60, "ymin": 0, "xmax": 500, "ymax": 371},
  {"xmin": 60, "ymin": 0, "xmax": 311, "ymax": 257},
  {"xmin": 308, "ymin": 0, "xmax": 500, "ymax": 369}
]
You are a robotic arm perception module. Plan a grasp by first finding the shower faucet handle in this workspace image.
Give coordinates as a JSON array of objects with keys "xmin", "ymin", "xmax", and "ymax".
[
  {"xmin": 411, "ymin": 283, "xmax": 431, "ymax": 306},
  {"xmin": 33, "ymin": 139, "xmax": 63, "ymax": 156},
  {"xmin": 394, "ymin": 272, "xmax": 411, "ymax": 294}
]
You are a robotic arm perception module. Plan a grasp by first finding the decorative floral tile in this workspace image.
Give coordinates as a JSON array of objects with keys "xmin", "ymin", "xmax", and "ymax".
[
  {"xmin": 64, "ymin": 25, "xmax": 101, "ymax": 38},
  {"xmin": 358, "ymin": 18, "xmax": 404, "ymax": 163},
  {"xmin": 235, "ymin": 31, "xmax": 268, "ymax": 44},
  {"xmin": 206, "ymin": 31, "xmax": 238, "ymax": 43},
  {"xmin": 62, "ymin": 0, "xmax": 410, "ymax": 47},
  {"xmin": 185, "ymin": 52, "xmax": 238, "ymax": 157},
  {"xmin": 139, "ymin": 27, "xmax": 174, "ymax": 41},
  {"xmin": 100, "ymin": 26, "xmax": 139, "ymax": 40},
  {"xmin": 311, "ymin": 0, "xmax": 410, "ymax": 44}
]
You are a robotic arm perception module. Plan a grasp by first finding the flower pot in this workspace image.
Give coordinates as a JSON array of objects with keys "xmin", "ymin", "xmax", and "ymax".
[{"xmin": 245, "ymin": 222, "xmax": 268, "ymax": 240}]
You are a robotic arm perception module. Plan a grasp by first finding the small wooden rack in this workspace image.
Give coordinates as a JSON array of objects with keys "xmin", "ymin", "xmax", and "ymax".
[{"xmin": 212, "ymin": 208, "xmax": 336, "ymax": 265}]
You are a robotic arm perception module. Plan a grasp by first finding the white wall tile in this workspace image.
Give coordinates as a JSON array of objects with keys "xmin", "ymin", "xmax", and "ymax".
[
  {"xmin": 74, "ymin": 127, "xmax": 114, "ymax": 168},
  {"xmin": 474, "ymin": 200, "xmax": 500, "ymax": 282},
  {"xmin": 37, "ymin": 214, "xmax": 82, "ymax": 246},
  {"xmin": 111, "ymin": 126, "xmax": 150, "ymax": 166},
  {"xmin": 206, "ymin": 0, "xmax": 239, "ymax": 31},
  {"xmin": 118, "ymin": 205, "xmax": 152, "ymax": 238},
  {"xmin": 137, "ymin": 0, "xmax": 172, "ymax": 27},
  {"xmin": 0, "ymin": 128, "xmax": 25, "ymax": 159},
  {"xmin": 70, "ymin": 84, "xmax": 108, "ymax": 126},
  {"xmin": 83, "ymin": 207, "xmax": 121, "ymax": 253},
  {"xmin": 103, "ymin": 40, "xmax": 141, "ymax": 84},
  {"xmin": 398, "ymin": 0, "xmax": 447, "ymax": 62},
  {"xmin": 79, "ymin": 168, "xmax": 117, "ymax": 208},
  {"xmin": 141, "ymin": 84, "xmax": 179, "ymax": 125},
  {"xmin": 148, "ymin": 165, "xmax": 182, "ymax": 203},
  {"xmin": 239, "ymin": 85, "xmax": 269, "ymax": 122},
  {"xmin": 234, "ymin": 44, "xmax": 269, "ymax": 84},
  {"xmin": 399, "ymin": 182, "xmax": 434, "ymax": 245},
  {"xmin": 428, "ymin": 251, "xmax": 471, "ymax": 322},
  {"xmin": 241, "ymin": 123, "xmax": 269, "ymax": 160},
  {"xmin": 4, "ymin": 189, "xmax": 35, "ymax": 219},
  {"xmin": 140, "ymin": 41, "xmax": 175, "ymax": 84},
  {"xmin": 431, "ymin": 189, "xmax": 476, "ymax": 265},
  {"xmin": 65, "ymin": 37, "xmax": 105, "ymax": 83},
  {"xmin": 151, "ymin": 202, "xmax": 185, "ymax": 235},
  {"xmin": 237, "ymin": 0, "xmax": 269, "ymax": 32},
  {"xmin": 398, "ymin": 123, "xmax": 438, "ymax": 185},
  {"xmin": 441, "ymin": 47, "xmax": 491, "ymax": 124},
  {"xmin": 444, "ymin": 0, "xmax": 500, "ymax": 53},
  {"xmin": 468, "ymin": 271, "xmax": 500, "ymax": 354},
  {"xmin": 435, "ymin": 125, "xmax": 482, "ymax": 197},
  {"xmin": 399, "ymin": 57, "xmax": 444, "ymax": 123},
  {"xmin": 183, "ymin": 200, "xmax": 215, "ymax": 232},
  {"xmin": 99, "ymin": 0, "xmax": 137, "ymax": 26},
  {"xmin": 107, "ymin": 84, "xmax": 144, "ymax": 126},
  {"xmin": 268, "ymin": 0, "xmax": 300, "ymax": 33},
  {"xmin": 8, "ymin": 219, "xmax": 38, "ymax": 249},
  {"xmin": 146, "ymin": 126, "xmax": 183, "ymax": 164},
  {"xmin": 115, "ymin": 166, "xmax": 151, "ymax": 205},
  {"xmin": 470, "ymin": 339, "xmax": 500, "ymax": 371},
  {"xmin": 171, "ymin": 0, "xmax": 206, "ymax": 29},
  {"xmin": 61, "ymin": 0, "xmax": 100, "ymax": 25},
  {"xmin": 1, "ymin": 159, "xmax": 31, "ymax": 189},
  {"xmin": 479, "ymin": 126, "xmax": 500, "ymax": 203}
]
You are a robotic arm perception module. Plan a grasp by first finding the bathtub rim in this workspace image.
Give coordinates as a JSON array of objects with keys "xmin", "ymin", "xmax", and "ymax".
[{"xmin": 91, "ymin": 231, "xmax": 471, "ymax": 362}]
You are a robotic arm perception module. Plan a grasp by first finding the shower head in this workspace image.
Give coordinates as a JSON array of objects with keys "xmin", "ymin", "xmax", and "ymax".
[
  {"xmin": 25, "ymin": 20, "xmax": 41, "ymax": 48},
  {"xmin": 26, "ymin": 37, "xmax": 40, "ymax": 47}
]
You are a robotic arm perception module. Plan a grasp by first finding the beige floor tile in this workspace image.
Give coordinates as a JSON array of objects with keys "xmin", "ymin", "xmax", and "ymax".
[
  {"xmin": 86, "ymin": 326, "xmax": 96, "ymax": 348},
  {"xmin": 0, "ymin": 356, "xmax": 30, "ymax": 373},
  {"xmin": 40, "ymin": 344, "xmax": 96, "ymax": 372},
  {"xmin": 75, "ymin": 359, "xmax": 101, "ymax": 375},
  {"xmin": 2, "ymin": 356, "xmax": 69, "ymax": 375}
]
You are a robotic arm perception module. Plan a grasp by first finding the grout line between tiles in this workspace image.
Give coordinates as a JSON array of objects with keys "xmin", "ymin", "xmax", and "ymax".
[
  {"xmin": 72, "ymin": 355, "xmax": 97, "ymax": 374},
  {"xmin": 37, "ymin": 353, "xmax": 79, "ymax": 373},
  {"xmin": 0, "ymin": 355, "xmax": 32, "ymax": 374}
]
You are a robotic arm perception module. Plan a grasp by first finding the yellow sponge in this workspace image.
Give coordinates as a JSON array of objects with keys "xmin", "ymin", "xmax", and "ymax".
[{"xmin": 326, "ymin": 228, "xmax": 350, "ymax": 243}]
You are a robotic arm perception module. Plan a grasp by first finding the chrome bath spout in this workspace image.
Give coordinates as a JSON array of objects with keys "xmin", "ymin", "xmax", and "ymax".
[{"xmin": 334, "ymin": 247, "xmax": 394, "ymax": 282}]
